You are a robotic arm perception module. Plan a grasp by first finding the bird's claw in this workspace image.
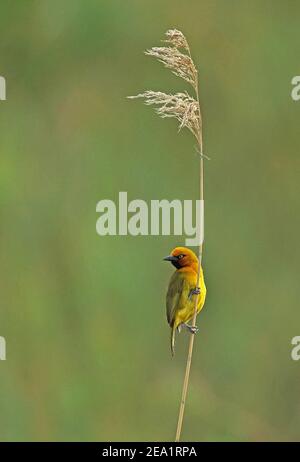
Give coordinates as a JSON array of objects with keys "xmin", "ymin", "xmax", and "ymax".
[
  {"xmin": 184, "ymin": 323, "xmax": 199, "ymax": 334},
  {"xmin": 190, "ymin": 325, "xmax": 199, "ymax": 334},
  {"xmin": 189, "ymin": 287, "xmax": 201, "ymax": 300}
]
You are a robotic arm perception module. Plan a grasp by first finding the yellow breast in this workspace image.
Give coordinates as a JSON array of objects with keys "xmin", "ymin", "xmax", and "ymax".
[{"xmin": 174, "ymin": 267, "xmax": 206, "ymax": 328}]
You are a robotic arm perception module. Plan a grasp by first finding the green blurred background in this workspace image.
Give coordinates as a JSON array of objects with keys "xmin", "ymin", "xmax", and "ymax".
[{"xmin": 0, "ymin": 0, "xmax": 299, "ymax": 441}]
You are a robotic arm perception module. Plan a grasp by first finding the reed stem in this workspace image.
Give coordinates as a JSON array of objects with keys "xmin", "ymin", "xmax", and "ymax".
[
  {"xmin": 175, "ymin": 70, "xmax": 204, "ymax": 442},
  {"xmin": 129, "ymin": 29, "xmax": 206, "ymax": 442}
]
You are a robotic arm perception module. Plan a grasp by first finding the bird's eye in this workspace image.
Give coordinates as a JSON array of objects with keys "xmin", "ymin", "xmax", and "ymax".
[{"xmin": 178, "ymin": 254, "xmax": 185, "ymax": 259}]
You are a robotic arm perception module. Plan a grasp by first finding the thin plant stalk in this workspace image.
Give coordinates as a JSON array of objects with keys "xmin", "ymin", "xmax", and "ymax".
[
  {"xmin": 175, "ymin": 71, "xmax": 204, "ymax": 441},
  {"xmin": 129, "ymin": 29, "xmax": 206, "ymax": 442}
]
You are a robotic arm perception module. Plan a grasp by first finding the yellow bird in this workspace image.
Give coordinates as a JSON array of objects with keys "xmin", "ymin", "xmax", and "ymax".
[{"xmin": 163, "ymin": 247, "xmax": 206, "ymax": 355}]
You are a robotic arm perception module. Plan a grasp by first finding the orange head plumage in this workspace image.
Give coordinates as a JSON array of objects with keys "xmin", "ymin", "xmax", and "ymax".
[{"xmin": 163, "ymin": 246, "xmax": 198, "ymax": 271}]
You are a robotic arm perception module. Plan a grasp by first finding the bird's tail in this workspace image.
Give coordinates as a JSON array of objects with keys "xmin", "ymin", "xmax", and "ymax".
[{"xmin": 170, "ymin": 326, "xmax": 176, "ymax": 356}]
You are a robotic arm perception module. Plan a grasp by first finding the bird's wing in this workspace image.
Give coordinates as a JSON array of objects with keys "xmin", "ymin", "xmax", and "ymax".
[{"xmin": 166, "ymin": 272, "xmax": 188, "ymax": 326}]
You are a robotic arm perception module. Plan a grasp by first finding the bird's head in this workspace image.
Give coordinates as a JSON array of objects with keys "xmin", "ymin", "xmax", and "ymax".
[{"xmin": 163, "ymin": 247, "xmax": 198, "ymax": 269}]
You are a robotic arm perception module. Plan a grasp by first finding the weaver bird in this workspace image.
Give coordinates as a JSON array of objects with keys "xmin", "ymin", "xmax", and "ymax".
[{"xmin": 164, "ymin": 247, "xmax": 206, "ymax": 355}]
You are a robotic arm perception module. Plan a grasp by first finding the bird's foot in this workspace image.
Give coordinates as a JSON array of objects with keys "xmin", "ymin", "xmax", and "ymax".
[
  {"xmin": 189, "ymin": 287, "xmax": 201, "ymax": 300},
  {"xmin": 184, "ymin": 323, "xmax": 199, "ymax": 334}
]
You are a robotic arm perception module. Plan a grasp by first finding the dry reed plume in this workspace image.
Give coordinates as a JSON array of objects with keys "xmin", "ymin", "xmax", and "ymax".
[
  {"xmin": 129, "ymin": 29, "xmax": 206, "ymax": 442},
  {"xmin": 128, "ymin": 29, "xmax": 202, "ymax": 147}
]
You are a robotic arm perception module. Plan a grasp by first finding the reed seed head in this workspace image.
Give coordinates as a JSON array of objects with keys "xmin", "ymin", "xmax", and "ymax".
[
  {"xmin": 164, "ymin": 29, "xmax": 190, "ymax": 51},
  {"xmin": 145, "ymin": 46, "xmax": 198, "ymax": 90},
  {"xmin": 128, "ymin": 28, "xmax": 202, "ymax": 146},
  {"xmin": 128, "ymin": 91, "xmax": 201, "ymax": 140}
]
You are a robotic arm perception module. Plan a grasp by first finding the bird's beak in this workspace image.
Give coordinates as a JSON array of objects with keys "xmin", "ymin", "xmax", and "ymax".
[{"xmin": 163, "ymin": 255, "xmax": 178, "ymax": 262}]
